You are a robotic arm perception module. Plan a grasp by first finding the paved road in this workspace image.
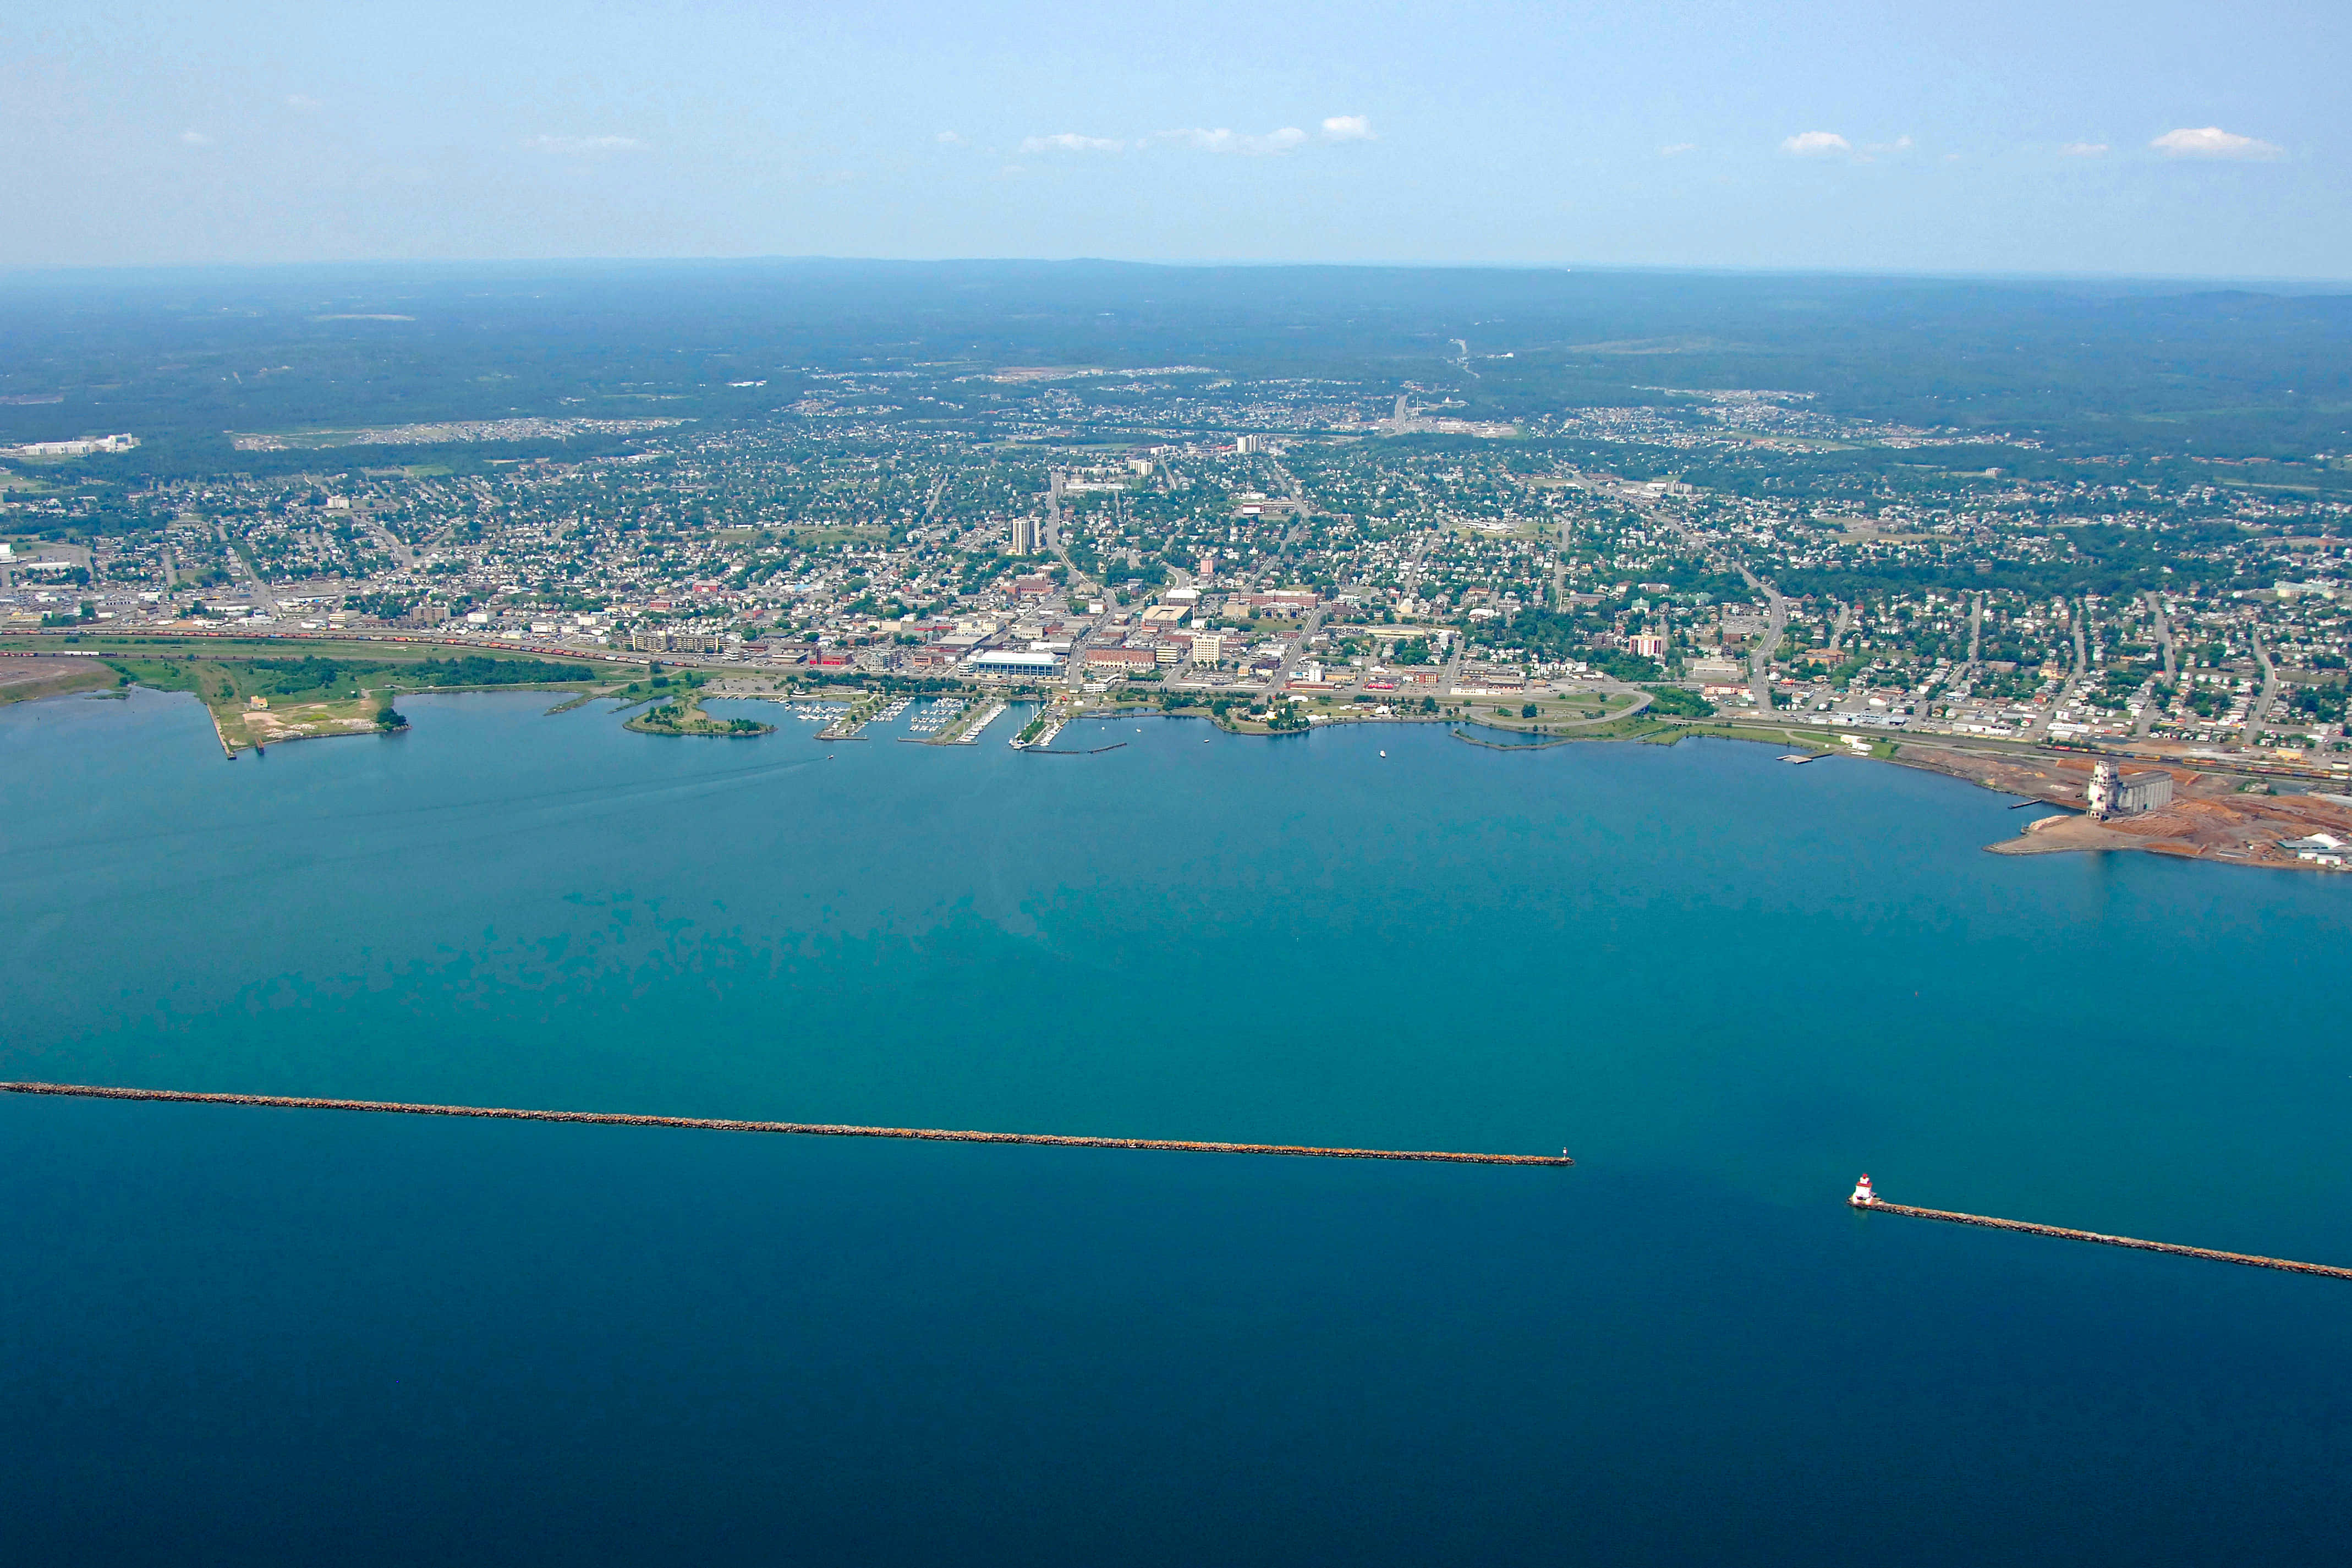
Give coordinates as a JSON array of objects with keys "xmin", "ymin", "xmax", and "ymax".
[
  {"xmin": 2136, "ymin": 591, "xmax": 2174, "ymax": 739},
  {"xmin": 1827, "ymin": 600, "xmax": 1854, "ymax": 656},
  {"xmin": 369, "ymin": 517, "xmax": 415, "ymax": 572},
  {"xmin": 2241, "ymin": 631, "xmax": 2280, "ymax": 748},
  {"xmin": 1265, "ymin": 602, "xmax": 1330, "ymax": 690},
  {"xmin": 1967, "ymin": 593, "xmax": 1983, "ymax": 666},
  {"xmin": 1736, "ymin": 564, "xmax": 1788, "ymax": 716},
  {"xmin": 220, "ymin": 525, "xmax": 282, "ymax": 616}
]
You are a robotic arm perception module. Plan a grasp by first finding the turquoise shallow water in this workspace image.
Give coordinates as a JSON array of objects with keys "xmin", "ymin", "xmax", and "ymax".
[{"xmin": 4, "ymin": 688, "xmax": 2349, "ymax": 1563}]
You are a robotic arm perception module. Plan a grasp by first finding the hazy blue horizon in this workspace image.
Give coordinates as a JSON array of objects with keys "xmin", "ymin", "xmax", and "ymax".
[{"xmin": 3, "ymin": 256, "xmax": 2349, "ymax": 290}]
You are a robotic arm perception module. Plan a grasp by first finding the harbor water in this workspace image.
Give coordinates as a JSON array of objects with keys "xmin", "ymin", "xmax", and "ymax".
[{"xmin": 4, "ymin": 687, "xmax": 2349, "ymax": 1564}]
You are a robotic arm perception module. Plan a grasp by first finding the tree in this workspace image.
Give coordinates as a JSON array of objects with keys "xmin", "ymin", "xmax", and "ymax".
[{"xmin": 1641, "ymin": 685, "xmax": 1715, "ymax": 718}]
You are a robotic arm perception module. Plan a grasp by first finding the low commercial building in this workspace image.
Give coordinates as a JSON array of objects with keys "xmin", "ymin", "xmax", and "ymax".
[
  {"xmin": 633, "ymin": 629, "xmax": 722, "ymax": 654},
  {"xmin": 970, "ymin": 649, "xmax": 1061, "ymax": 675},
  {"xmin": 1085, "ymin": 647, "xmax": 1159, "ymax": 673},
  {"xmin": 2, "ymin": 434, "xmax": 138, "ymax": 458},
  {"xmin": 2279, "ymin": 834, "xmax": 2346, "ymax": 866}
]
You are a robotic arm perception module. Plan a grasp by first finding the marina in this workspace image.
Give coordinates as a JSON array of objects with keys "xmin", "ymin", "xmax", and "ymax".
[
  {"xmin": 904, "ymin": 696, "xmax": 968, "ymax": 736},
  {"xmin": 1015, "ymin": 716, "xmax": 1064, "ymax": 750},
  {"xmin": 951, "ymin": 699, "xmax": 1007, "ymax": 743}
]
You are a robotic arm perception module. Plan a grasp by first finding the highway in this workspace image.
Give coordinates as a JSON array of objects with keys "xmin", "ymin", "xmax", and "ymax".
[
  {"xmin": 2241, "ymin": 631, "xmax": 2280, "ymax": 749},
  {"xmin": 2136, "ymin": 592, "xmax": 2174, "ymax": 739},
  {"xmin": 1736, "ymin": 564, "xmax": 1789, "ymax": 716}
]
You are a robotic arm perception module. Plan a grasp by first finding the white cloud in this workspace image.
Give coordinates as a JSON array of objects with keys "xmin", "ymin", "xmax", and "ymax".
[
  {"xmin": 2060, "ymin": 141, "xmax": 2109, "ymax": 157},
  {"xmin": 935, "ymin": 130, "xmax": 963, "ymax": 144},
  {"xmin": 1161, "ymin": 125, "xmax": 1309, "ymax": 155},
  {"xmin": 179, "ymin": 129, "xmax": 211, "ymax": 146},
  {"xmin": 2151, "ymin": 125, "xmax": 2282, "ymax": 160},
  {"xmin": 1020, "ymin": 132, "xmax": 1124, "ymax": 153},
  {"xmin": 286, "ymin": 94, "xmax": 323, "ymax": 112},
  {"xmin": 1320, "ymin": 115, "xmax": 1374, "ymax": 142},
  {"xmin": 1781, "ymin": 130, "xmax": 1851, "ymax": 156},
  {"xmin": 525, "ymin": 134, "xmax": 643, "ymax": 155},
  {"xmin": 1659, "ymin": 142, "xmax": 1696, "ymax": 157}
]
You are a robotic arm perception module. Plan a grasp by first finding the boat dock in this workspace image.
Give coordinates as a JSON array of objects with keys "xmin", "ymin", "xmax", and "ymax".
[
  {"xmin": 1848, "ymin": 1175, "xmax": 2352, "ymax": 1280},
  {"xmin": 0, "ymin": 1082, "xmax": 1572, "ymax": 1166},
  {"xmin": 1015, "ymin": 717, "xmax": 1063, "ymax": 750},
  {"xmin": 950, "ymin": 699, "xmax": 1006, "ymax": 743}
]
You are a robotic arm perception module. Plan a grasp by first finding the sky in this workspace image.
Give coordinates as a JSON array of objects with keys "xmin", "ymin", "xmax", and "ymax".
[{"xmin": 4, "ymin": 1, "xmax": 2346, "ymax": 278}]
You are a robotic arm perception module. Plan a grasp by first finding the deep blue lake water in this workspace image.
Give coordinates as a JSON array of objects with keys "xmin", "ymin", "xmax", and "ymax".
[{"xmin": 4, "ymin": 687, "xmax": 2349, "ymax": 1564}]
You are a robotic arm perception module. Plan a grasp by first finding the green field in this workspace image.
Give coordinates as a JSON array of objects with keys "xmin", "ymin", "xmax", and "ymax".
[
  {"xmin": 0, "ymin": 635, "xmax": 640, "ymax": 754},
  {"xmin": 624, "ymin": 695, "xmax": 773, "ymax": 737},
  {"xmin": 1, "ymin": 632, "xmax": 637, "ymax": 676}
]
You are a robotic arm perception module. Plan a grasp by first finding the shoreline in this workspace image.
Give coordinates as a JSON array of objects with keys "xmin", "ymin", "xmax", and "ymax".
[
  {"xmin": 17, "ymin": 679, "xmax": 2349, "ymax": 875},
  {"xmin": 1883, "ymin": 739, "xmax": 2352, "ymax": 874}
]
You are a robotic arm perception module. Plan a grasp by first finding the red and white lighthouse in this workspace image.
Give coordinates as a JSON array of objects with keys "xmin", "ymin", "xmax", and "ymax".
[{"xmin": 1850, "ymin": 1174, "xmax": 1877, "ymax": 1207}]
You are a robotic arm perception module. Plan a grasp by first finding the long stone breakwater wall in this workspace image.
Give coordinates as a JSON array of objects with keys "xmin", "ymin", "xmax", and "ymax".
[
  {"xmin": 1869, "ymin": 1200, "xmax": 2352, "ymax": 1281},
  {"xmin": 0, "ymin": 1082, "xmax": 1571, "ymax": 1166}
]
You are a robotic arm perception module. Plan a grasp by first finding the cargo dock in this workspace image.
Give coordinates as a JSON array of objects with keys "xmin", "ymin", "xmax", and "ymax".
[{"xmin": 0, "ymin": 1082, "xmax": 1571, "ymax": 1166}]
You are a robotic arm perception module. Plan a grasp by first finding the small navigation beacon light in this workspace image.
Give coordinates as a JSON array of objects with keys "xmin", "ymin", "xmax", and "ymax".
[{"xmin": 1850, "ymin": 1174, "xmax": 1877, "ymax": 1207}]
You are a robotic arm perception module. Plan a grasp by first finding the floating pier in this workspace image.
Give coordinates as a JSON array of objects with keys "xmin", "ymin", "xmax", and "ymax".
[
  {"xmin": 0, "ymin": 1083, "xmax": 1571, "ymax": 1166},
  {"xmin": 1012, "ymin": 717, "xmax": 1063, "ymax": 750},
  {"xmin": 1849, "ymin": 1175, "xmax": 2352, "ymax": 1280},
  {"xmin": 950, "ymin": 699, "xmax": 1007, "ymax": 743}
]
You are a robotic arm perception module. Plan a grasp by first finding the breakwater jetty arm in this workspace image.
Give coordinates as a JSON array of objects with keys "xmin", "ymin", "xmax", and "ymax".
[
  {"xmin": 0, "ymin": 1083, "xmax": 1570, "ymax": 1166},
  {"xmin": 1849, "ymin": 1178, "xmax": 2351, "ymax": 1280}
]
